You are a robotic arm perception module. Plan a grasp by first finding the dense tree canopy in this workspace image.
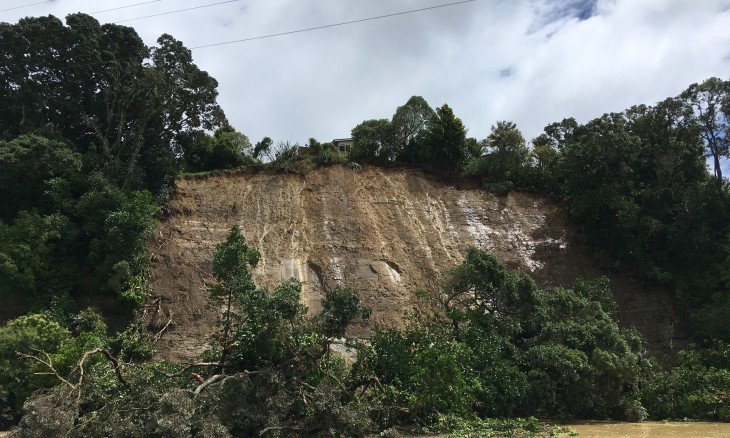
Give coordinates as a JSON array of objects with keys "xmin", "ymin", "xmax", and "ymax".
[
  {"xmin": 391, "ymin": 95, "xmax": 435, "ymax": 157},
  {"xmin": 0, "ymin": 13, "xmax": 227, "ymax": 363},
  {"xmin": 0, "ymin": 14, "xmax": 226, "ymax": 191}
]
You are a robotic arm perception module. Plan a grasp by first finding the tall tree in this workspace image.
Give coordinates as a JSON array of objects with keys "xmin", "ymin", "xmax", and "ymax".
[
  {"xmin": 485, "ymin": 121, "xmax": 530, "ymax": 181},
  {"xmin": 391, "ymin": 96, "xmax": 435, "ymax": 158},
  {"xmin": 681, "ymin": 77, "xmax": 730, "ymax": 181},
  {"xmin": 426, "ymin": 104, "xmax": 468, "ymax": 179},
  {"xmin": 0, "ymin": 14, "xmax": 226, "ymax": 192},
  {"xmin": 542, "ymin": 117, "xmax": 579, "ymax": 149}
]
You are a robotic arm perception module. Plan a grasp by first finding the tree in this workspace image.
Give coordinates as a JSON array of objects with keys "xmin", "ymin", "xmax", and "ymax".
[
  {"xmin": 546, "ymin": 99, "xmax": 730, "ymax": 342},
  {"xmin": 391, "ymin": 96, "xmax": 435, "ymax": 158},
  {"xmin": 0, "ymin": 135, "xmax": 82, "ymax": 221},
  {"xmin": 350, "ymin": 119, "xmax": 394, "ymax": 163},
  {"xmin": 0, "ymin": 14, "xmax": 226, "ymax": 192},
  {"xmin": 208, "ymin": 226, "xmax": 260, "ymax": 369},
  {"xmin": 426, "ymin": 104, "xmax": 469, "ymax": 179},
  {"xmin": 484, "ymin": 121, "xmax": 530, "ymax": 181},
  {"xmin": 542, "ymin": 117, "xmax": 579, "ymax": 150},
  {"xmin": 642, "ymin": 341, "xmax": 730, "ymax": 421},
  {"xmin": 681, "ymin": 77, "xmax": 730, "ymax": 181},
  {"xmin": 530, "ymin": 135, "xmax": 560, "ymax": 171},
  {"xmin": 0, "ymin": 314, "xmax": 71, "ymax": 424},
  {"xmin": 359, "ymin": 248, "xmax": 649, "ymax": 421},
  {"xmin": 0, "ymin": 211, "xmax": 76, "ymax": 303},
  {"xmin": 201, "ymin": 125, "xmax": 253, "ymax": 170}
]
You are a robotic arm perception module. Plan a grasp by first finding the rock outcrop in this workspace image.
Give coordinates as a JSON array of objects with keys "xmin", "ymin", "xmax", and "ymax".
[{"xmin": 148, "ymin": 166, "xmax": 677, "ymax": 361}]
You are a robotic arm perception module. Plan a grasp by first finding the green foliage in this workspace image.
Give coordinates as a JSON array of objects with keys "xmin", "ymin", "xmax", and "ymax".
[
  {"xmin": 0, "ymin": 211, "xmax": 76, "ymax": 304},
  {"xmin": 425, "ymin": 104, "xmax": 471, "ymax": 180},
  {"xmin": 318, "ymin": 287, "xmax": 372, "ymax": 338},
  {"xmin": 358, "ymin": 248, "xmax": 649, "ymax": 423},
  {"xmin": 0, "ymin": 315, "xmax": 71, "ymax": 414},
  {"xmin": 208, "ymin": 227, "xmax": 370, "ymax": 379},
  {"xmin": 485, "ymin": 121, "xmax": 530, "ymax": 179},
  {"xmin": 183, "ymin": 125, "xmax": 254, "ymax": 171},
  {"xmin": 78, "ymin": 184, "xmax": 159, "ymax": 292},
  {"xmin": 391, "ymin": 96, "xmax": 435, "ymax": 159},
  {"xmin": 64, "ymin": 363, "xmax": 192, "ymax": 437},
  {"xmin": 312, "ymin": 140, "xmax": 349, "ymax": 165},
  {"xmin": 524, "ymin": 282, "xmax": 646, "ymax": 418},
  {"xmin": 0, "ymin": 135, "xmax": 82, "ymax": 221},
  {"xmin": 351, "ymin": 118, "xmax": 396, "ymax": 163},
  {"xmin": 0, "ymin": 310, "xmax": 108, "ymax": 426},
  {"xmin": 642, "ymin": 341, "xmax": 730, "ymax": 421},
  {"xmin": 119, "ymin": 272, "xmax": 152, "ymax": 311},
  {"xmin": 258, "ymin": 141, "xmax": 315, "ymax": 174},
  {"xmin": 346, "ymin": 161, "xmax": 363, "ymax": 172},
  {"xmin": 0, "ymin": 15, "xmax": 226, "ymax": 192},
  {"xmin": 111, "ymin": 322, "xmax": 155, "ymax": 362},
  {"xmin": 253, "ymin": 136, "xmax": 273, "ymax": 160},
  {"xmin": 430, "ymin": 415, "xmax": 542, "ymax": 438},
  {"xmin": 0, "ymin": 13, "xmax": 232, "ymax": 327},
  {"xmin": 464, "ymin": 121, "xmax": 552, "ymax": 193},
  {"xmin": 544, "ymin": 97, "xmax": 730, "ymax": 338},
  {"xmin": 66, "ymin": 226, "xmax": 373, "ymax": 436}
]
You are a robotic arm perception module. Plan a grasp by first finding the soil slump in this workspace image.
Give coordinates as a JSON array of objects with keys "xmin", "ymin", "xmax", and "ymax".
[{"xmin": 148, "ymin": 166, "xmax": 678, "ymax": 362}]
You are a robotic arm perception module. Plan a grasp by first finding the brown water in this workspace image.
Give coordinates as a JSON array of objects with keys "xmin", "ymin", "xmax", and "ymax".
[{"xmin": 560, "ymin": 421, "xmax": 730, "ymax": 437}]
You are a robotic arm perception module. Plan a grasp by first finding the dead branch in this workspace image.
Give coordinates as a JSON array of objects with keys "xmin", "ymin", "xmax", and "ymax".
[
  {"xmin": 18, "ymin": 349, "xmax": 75, "ymax": 390},
  {"xmin": 19, "ymin": 348, "xmax": 128, "ymax": 403},
  {"xmin": 324, "ymin": 369, "xmax": 348, "ymax": 393},
  {"xmin": 192, "ymin": 374, "xmax": 226, "ymax": 395},
  {"xmin": 148, "ymin": 237, "xmax": 169, "ymax": 262},
  {"xmin": 258, "ymin": 425, "xmax": 303, "ymax": 437},
  {"xmin": 76, "ymin": 348, "xmax": 129, "ymax": 398},
  {"xmin": 190, "ymin": 370, "xmax": 258, "ymax": 396},
  {"xmin": 191, "ymin": 372, "xmax": 205, "ymax": 383},
  {"xmin": 190, "ymin": 262, "xmax": 214, "ymax": 279},
  {"xmin": 359, "ymin": 376, "xmax": 384, "ymax": 396},
  {"xmin": 151, "ymin": 316, "xmax": 173, "ymax": 343}
]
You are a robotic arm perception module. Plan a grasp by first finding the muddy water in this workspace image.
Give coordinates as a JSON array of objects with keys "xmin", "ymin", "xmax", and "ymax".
[{"xmin": 561, "ymin": 421, "xmax": 730, "ymax": 437}]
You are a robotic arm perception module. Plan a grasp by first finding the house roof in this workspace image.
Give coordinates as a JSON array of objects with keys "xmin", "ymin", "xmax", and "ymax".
[{"xmin": 332, "ymin": 138, "xmax": 354, "ymax": 143}]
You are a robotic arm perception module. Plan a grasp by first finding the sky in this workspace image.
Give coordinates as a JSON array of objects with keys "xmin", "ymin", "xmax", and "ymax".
[{"xmin": 2, "ymin": 0, "xmax": 730, "ymax": 153}]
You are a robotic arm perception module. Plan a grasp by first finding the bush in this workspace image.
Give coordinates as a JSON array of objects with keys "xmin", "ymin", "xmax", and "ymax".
[
  {"xmin": 356, "ymin": 248, "xmax": 649, "ymax": 424},
  {"xmin": 110, "ymin": 322, "xmax": 155, "ymax": 362},
  {"xmin": 0, "ymin": 314, "xmax": 71, "ymax": 423},
  {"xmin": 642, "ymin": 341, "xmax": 730, "ymax": 420}
]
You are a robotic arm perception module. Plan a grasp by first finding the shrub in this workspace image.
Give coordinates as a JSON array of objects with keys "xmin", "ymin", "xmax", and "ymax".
[{"xmin": 642, "ymin": 342, "xmax": 730, "ymax": 420}]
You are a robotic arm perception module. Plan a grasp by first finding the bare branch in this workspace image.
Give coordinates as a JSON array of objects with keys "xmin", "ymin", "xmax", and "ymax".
[
  {"xmin": 192, "ymin": 374, "xmax": 225, "ymax": 395},
  {"xmin": 152, "ymin": 316, "xmax": 173, "ymax": 343},
  {"xmin": 259, "ymin": 425, "xmax": 303, "ymax": 437},
  {"xmin": 18, "ymin": 349, "xmax": 75, "ymax": 390},
  {"xmin": 76, "ymin": 348, "xmax": 129, "ymax": 401}
]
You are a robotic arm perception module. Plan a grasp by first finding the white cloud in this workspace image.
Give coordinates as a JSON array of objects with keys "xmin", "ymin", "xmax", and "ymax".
[{"xmin": 2, "ymin": 0, "xmax": 729, "ymax": 143}]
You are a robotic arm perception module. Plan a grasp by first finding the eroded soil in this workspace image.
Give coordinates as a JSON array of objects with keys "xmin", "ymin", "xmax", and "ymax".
[{"xmin": 147, "ymin": 166, "xmax": 679, "ymax": 362}]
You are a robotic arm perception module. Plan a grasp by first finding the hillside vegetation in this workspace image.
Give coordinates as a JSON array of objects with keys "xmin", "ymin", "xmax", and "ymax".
[{"xmin": 0, "ymin": 12, "xmax": 729, "ymax": 437}]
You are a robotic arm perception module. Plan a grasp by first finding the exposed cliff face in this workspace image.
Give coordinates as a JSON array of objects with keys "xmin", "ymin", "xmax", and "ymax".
[{"xmin": 148, "ymin": 166, "xmax": 677, "ymax": 362}]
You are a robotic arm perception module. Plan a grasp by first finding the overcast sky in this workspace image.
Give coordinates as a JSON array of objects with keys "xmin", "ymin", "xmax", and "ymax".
[{"xmin": 3, "ymin": 0, "xmax": 730, "ymax": 147}]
